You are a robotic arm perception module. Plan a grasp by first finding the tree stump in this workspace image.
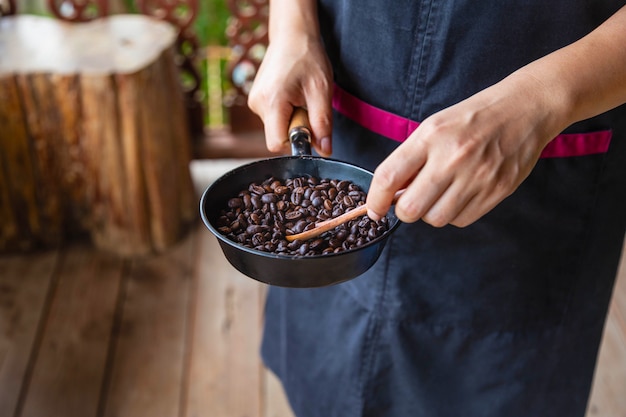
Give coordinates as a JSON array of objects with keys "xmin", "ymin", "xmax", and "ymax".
[{"xmin": 0, "ymin": 15, "xmax": 197, "ymax": 257}]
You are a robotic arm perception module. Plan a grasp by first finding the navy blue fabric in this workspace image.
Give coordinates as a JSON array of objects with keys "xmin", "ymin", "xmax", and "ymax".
[{"xmin": 261, "ymin": 1, "xmax": 626, "ymax": 416}]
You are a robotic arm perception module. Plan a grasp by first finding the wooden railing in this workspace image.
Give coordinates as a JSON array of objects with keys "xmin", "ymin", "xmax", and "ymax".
[{"xmin": 224, "ymin": 0, "xmax": 268, "ymax": 103}]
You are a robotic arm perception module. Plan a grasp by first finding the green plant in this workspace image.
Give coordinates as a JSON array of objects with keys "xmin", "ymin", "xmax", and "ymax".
[{"xmin": 196, "ymin": 0, "xmax": 229, "ymax": 46}]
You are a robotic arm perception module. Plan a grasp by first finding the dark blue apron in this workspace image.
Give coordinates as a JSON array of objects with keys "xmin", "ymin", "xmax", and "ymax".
[{"xmin": 261, "ymin": 1, "xmax": 626, "ymax": 416}]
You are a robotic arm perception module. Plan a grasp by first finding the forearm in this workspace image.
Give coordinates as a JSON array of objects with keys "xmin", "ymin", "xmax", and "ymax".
[
  {"xmin": 518, "ymin": 5, "xmax": 626, "ymax": 130},
  {"xmin": 248, "ymin": 0, "xmax": 333, "ymax": 155},
  {"xmin": 268, "ymin": 0, "xmax": 321, "ymax": 42}
]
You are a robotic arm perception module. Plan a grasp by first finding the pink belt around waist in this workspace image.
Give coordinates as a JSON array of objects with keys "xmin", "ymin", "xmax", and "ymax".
[{"xmin": 332, "ymin": 84, "xmax": 612, "ymax": 159}]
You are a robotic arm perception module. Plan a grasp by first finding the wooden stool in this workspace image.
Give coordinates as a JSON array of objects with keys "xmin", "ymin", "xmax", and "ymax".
[{"xmin": 0, "ymin": 14, "xmax": 196, "ymax": 257}]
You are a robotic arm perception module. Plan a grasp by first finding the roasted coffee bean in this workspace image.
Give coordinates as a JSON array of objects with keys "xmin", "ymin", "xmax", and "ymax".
[
  {"xmin": 291, "ymin": 189, "xmax": 304, "ymax": 205},
  {"xmin": 337, "ymin": 180, "xmax": 350, "ymax": 191},
  {"xmin": 312, "ymin": 196, "xmax": 324, "ymax": 208},
  {"xmin": 285, "ymin": 210, "xmax": 304, "ymax": 221},
  {"xmin": 274, "ymin": 185, "xmax": 289, "ymax": 195},
  {"xmin": 298, "ymin": 242, "xmax": 310, "ymax": 256},
  {"xmin": 328, "ymin": 238, "xmax": 342, "ymax": 248},
  {"xmin": 287, "ymin": 239, "xmax": 301, "ymax": 251},
  {"xmin": 242, "ymin": 194, "xmax": 252, "ymax": 209},
  {"xmin": 228, "ymin": 198, "xmax": 243, "ymax": 208},
  {"xmin": 293, "ymin": 219, "xmax": 308, "ymax": 234},
  {"xmin": 358, "ymin": 218, "xmax": 370, "ymax": 228},
  {"xmin": 309, "ymin": 238, "xmax": 326, "ymax": 251},
  {"xmin": 368, "ymin": 227, "xmax": 380, "ymax": 239},
  {"xmin": 327, "ymin": 187, "xmax": 338, "ymax": 200},
  {"xmin": 317, "ymin": 212, "xmax": 331, "ymax": 221},
  {"xmin": 217, "ymin": 175, "xmax": 391, "ymax": 256},
  {"xmin": 276, "ymin": 200, "xmax": 288, "ymax": 211},
  {"xmin": 251, "ymin": 233, "xmax": 265, "ymax": 246},
  {"xmin": 245, "ymin": 225, "xmax": 266, "ymax": 235},
  {"xmin": 261, "ymin": 193, "xmax": 278, "ymax": 204},
  {"xmin": 249, "ymin": 184, "xmax": 265, "ymax": 195},
  {"xmin": 251, "ymin": 194, "xmax": 262, "ymax": 210}
]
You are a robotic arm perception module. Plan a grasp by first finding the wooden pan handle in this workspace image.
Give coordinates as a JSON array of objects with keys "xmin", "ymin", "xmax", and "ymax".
[
  {"xmin": 288, "ymin": 107, "xmax": 311, "ymax": 134},
  {"xmin": 288, "ymin": 108, "xmax": 312, "ymax": 156}
]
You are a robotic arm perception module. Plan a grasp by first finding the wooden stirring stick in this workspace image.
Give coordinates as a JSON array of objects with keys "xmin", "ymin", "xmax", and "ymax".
[
  {"xmin": 285, "ymin": 205, "xmax": 368, "ymax": 242},
  {"xmin": 285, "ymin": 190, "xmax": 404, "ymax": 242}
]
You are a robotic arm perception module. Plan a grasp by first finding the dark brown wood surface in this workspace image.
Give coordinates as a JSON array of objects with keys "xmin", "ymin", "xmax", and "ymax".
[
  {"xmin": 0, "ymin": 250, "xmax": 58, "ymax": 416},
  {"xmin": 19, "ymin": 245, "xmax": 124, "ymax": 417},
  {"xmin": 103, "ymin": 231, "xmax": 195, "ymax": 417}
]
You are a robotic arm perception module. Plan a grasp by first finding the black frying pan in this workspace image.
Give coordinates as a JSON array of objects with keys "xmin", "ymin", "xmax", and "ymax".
[{"xmin": 199, "ymin": 109, "xmax": 400, "ymax": 288}]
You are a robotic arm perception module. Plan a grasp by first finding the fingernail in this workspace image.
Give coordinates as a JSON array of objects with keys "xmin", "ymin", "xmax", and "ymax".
[
  {"xmin": 320, "ymin": 137, "xmax": 332, "ymax": 156},
  {"xmin": 367, "ymin": 209, "xmax": 381, "ymax": 221}
]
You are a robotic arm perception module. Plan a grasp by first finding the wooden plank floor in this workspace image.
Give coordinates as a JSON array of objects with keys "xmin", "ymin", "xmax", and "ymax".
[{"xmin": 0, "ymin": 159, "xmax": 624, "ymax": 417}]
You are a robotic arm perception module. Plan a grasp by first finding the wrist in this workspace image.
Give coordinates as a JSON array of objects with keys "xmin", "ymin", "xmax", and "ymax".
[{"xmin": 504, "ymin": 69, "xmax": 574, "ymax": 145}]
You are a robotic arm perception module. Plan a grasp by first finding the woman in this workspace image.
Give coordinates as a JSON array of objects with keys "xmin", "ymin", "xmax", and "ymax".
[{"xmin": 248, "ymin": 1, "xmax": 626, "ymax": 416}]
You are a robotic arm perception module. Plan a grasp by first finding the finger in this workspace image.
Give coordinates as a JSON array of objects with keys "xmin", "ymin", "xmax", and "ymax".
[
  {"xmin": 367, "ymin": 143, "xmax": 428, "ymax": 221},
  {"xmin": 449, "ymin": 187, "xmax": 508, "ymax": 227},
  {"xmin": 420, "ymin": 180, "xmax": 477, "ymax": 227},
  {"xmin": 263, "ymin": 104, "xmax": 294, "ymax": 154},
  {"xmin": 305, "ymin": 88, "xmax": 333, "ymax": 157},
  {"xmin": 393, "ymin": 161, "xmax": 452, "ymax": 223},
  {"xmin": 448, "ymin": 195, "xmax": 482, "ymax": 228}
]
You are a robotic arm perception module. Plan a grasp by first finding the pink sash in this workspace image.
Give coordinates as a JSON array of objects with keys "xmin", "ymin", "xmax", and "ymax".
[{"xmin": 332, "ymin": 84, "xmax": 612, "ymax": 158}]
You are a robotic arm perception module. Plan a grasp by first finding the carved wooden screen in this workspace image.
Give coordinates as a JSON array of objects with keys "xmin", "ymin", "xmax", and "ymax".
[
  {"xmin": 47, "ymin": 0, "xmax": 108, "ymax": 21},
  {"xmin": 225, "ymin": 0, "xmax": 268, "ymax": 103}
]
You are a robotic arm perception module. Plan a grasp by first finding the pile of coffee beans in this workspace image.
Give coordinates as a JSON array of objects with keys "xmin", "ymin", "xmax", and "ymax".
[{"xmin": 215, "ymin": 175, "xmax": 390, "ymax": 257}]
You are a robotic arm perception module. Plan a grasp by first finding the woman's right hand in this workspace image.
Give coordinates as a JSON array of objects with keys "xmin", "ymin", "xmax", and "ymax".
[{"xmin": 247, "ymin": 1, "xmax": 334, "ymax": 157}]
